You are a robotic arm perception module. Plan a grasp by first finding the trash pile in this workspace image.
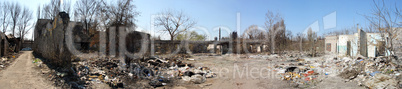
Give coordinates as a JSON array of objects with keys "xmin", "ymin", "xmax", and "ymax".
[
  {"xmin": 36, "ymin": 56, "xmax": 217, "ymax": 88},
  {"xmin": 337, "ymin": 56, "xmax": 401, "ymax": 89},
  {"xmin": 274, "ymin": 55, "xmax": 401, "ymax": 89},
  {"xmin": 274, "ymin": 58, "xmax": 326, "ymax": 88},
  {"xmin": 32, "ymin": 58, "xmax": 76, "ymax": 88},
  {"xmin": 0, "ymin": 54, "xmax": 19, "ymax": 71},
  {"xmin": 126, "ymin": 56, "xmax": 217, "ymax": 88},
  {"xmin": 0, "ymin": 57, "xmax": 10, "ymax": 70}
]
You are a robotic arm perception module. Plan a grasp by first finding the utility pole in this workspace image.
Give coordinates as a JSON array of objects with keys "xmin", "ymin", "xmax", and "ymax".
[
  {"xmin": 219, "ymin": 28, "xmax": 221, "ymax": 41},
  {"xmin": 219, "ymin": 28, "xmax": 222, "ymax": 54}
]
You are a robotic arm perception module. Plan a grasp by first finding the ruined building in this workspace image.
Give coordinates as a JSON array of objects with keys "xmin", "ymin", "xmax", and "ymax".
[
  {"xmin": 324, "ymin": 28, "xmax": 396, "ymax": 57},
  {"xmin": 6, "ymin": 34, "xmax": 21, "ymax": 53},
  {"xmin": 33, "ymin": 12, "xmax": 88, "ymax": 66},
  {"xmin": 33, "ymin": 12, "xmax": 151, "ymax": 66},
  {"xmin": 0, "ymin": 33, "xmax": 8, "ymax": 57}
]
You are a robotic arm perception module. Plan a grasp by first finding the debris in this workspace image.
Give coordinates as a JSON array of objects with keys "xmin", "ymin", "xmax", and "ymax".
[
  {"xmin": 149, "ymin": 80, "xmax": 164, "ymax": 87},
  {"xmin": 369, "ymin": 71, "xmax": 380, "ymax": 76},
  {"xmin": 339, "ymin": 70, "xmax": 359, "ymax": 80},
  {"xmin": 38, "ymin": 55, "xmax": 217, "ymax": 88},
  {"xmin": 190, "ymin": 74, "xmax": 206, "ymax": 84},
  {"xmin": 183, "ymin": 71, "xmax": 196, "ymax": 77},
  {"xmin": 2, "ymin": 58, "xmax": 7, "ymax": 61},
  {"xmin": 296, "ymin": 58, "xmax": 305, "ymax": 62},
  {"xmin": 182, "ymin": 76, "xmax": 191, "ymax": 81},
  {"xmin": 333, "ymin": 56, "xmax": 401, "ymax": 88},
  {"xmin": 365, "ymin": 73, "xmax": 398, "ymax": 89},
  {"xmin": 275, "ymin": 53, "xmax": 401, "ymax": 89},
  {"xmin": 205, "ymin": 72, "xmax": 216, "ymax": 78}
]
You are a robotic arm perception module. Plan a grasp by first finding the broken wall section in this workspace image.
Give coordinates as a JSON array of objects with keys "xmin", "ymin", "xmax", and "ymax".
[
  {"xmin": 125, "ymin": 30, "xmax": 151, "ymax": 56},
  {"xmin": 33, "ymin": 12, "xmax": 75, "ymax": 67},
  {"xmin": 0, "ymin": 33, "xmax": 8, "ymax": 57},
  {"xmin": 394, "ymin": 28, "xmax": 402, "ymax": 56}
]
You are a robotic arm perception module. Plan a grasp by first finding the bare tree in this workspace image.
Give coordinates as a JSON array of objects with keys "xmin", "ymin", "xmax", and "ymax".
[
  {"xmin": 284, "ymin": 30, "xmax": 292, "ymax": 51},
  {"xmin": 10, "ymin": 2, "xmax": 21, "ymax": 36},
  {"xmin": 265, "ymin": 10, "xmax": 281, "ymax": 31},
  {"xmin": 37, "ymin": 5, "xmax": 40, "ymax": 19},
  {"xmin": 96, "ymin": 0, "xmax": 139, "ymax": 56},
  {"xmin": 176, "ymin": 31, "xmax": 206, "ymax": 41},
  {"xmin": 363, "ymin": 0, "xmax": 401, "ymax": 56},
  {"xmin": 264, "ymin": 10, "xmax": 282, "ymax": 53},
  {"xmin": 244, "ymin": 25, "xmax": 266, "ymax": 40},
  {"xmin": 42, "ymin": 0, "xmax": 60, "ymax": 19},
  {"xmin": 41, "ymin": 0, "xmax": 71, "ymax": 19},
  {"xmin": 62, "ymin": 0, "xmax": 71, "ymax": 14},
  {"xmin": 0, "ymin": 1, "xmax": 10, "ymax": 33},
  {"xmin": 272, "ymin": 20, "xmax": 287, "ymax": 54},
  {"xmin": 155, "ymin": 10, "xmax": 196, "ymax": 41},
  {"xmin": 307, "ymin": 27, "xmax": 317, "ymax": 57},
  {"xmin": 17, "ymin": 7, "xmax": 32, "ymax": 40},
  {"xmin": 99, "ymin": 0, "xmax": 138, "ymax": 28},
  {"xmin": 74, "ymin": 0, "xmax": 100, "ymax": 34},
  {"xmin": 296, "ymin": 32, "xmax": 304, "ymax": 52},
  {"xmin": 366, "ymin": 23, "xmax": 379, "ymax": 33}
]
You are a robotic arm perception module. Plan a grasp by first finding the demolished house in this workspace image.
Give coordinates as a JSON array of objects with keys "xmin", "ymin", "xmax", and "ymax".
[
  {"xmin": 32, "ymin": 12, "xmax": 216, "ymax": 88},
  {"xmin": 325, "ymin": 28, "xmax": 392, "ymax": 57},
  {"xmin": 6, "ymin": 34, "xmax": 22, "ymax": 53},
  {"xmin": 33, "ymin": 12, "xmax": 89, "ymax": 66},
  {"xmin": 276, "ymin": 28, "xmax": 401, "ymax": 88},
  {"xmin": 33, "ymin": 11, "xmax": 154, "ymax": 68},
  {"xmin": 0, "ymin": 32, "xmax": 25, "ymax": 71}
]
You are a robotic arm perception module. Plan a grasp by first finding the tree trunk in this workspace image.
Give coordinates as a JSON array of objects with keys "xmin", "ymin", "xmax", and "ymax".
[
  {"xmin": 300, "ymin": 37, "xmax": 302, "ymax": 53},
  {"xmin": 12, "ymin": 23, "xmax": 16, "ymax": 36},
  {"xmin": 271, "ymin": 34, "xmax": 275, "ymax": 54}
]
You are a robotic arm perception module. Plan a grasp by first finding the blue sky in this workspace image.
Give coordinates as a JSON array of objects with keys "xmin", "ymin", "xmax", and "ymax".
[
  {"xmin": 5, "ymin": 0, "xmax": 402, "ymax": 40},
  {"xmin": 134, "ymin": 0, "xmax": 401, "ymax": 40}
]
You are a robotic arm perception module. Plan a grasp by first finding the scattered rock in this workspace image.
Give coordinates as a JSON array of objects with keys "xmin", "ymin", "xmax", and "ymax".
[
  {"xmin": 339, "ymin": 69, "xmax": 359, "ymax": 80},
  {"xmin": 191, "ymin": 75, "xmax": 206, "ymax": 84}
]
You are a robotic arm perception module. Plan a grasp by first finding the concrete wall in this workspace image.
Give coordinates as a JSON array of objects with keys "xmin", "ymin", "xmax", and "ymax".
[
  {"xmin": 22, "ymin": 42, "xmax": 33, "ymax": 49},
  {"xmin": 33, "ymin": 12, "xmax": 97, "ymax": 67},
  {"xmin": 325, "ymin": 36, "xmax": 337, "ymax": 53},
  {"xmin": 33, "ymin": 12, "xmax": 80, "ymax": 67},
  {"xmin": 333, "ymin": 34, "xmax": 360, "ymax": 57},
  {"xmin": 324, "ymin": 28, "xmax": 393, "ymax": 57},
  {"xmin": 125, "ymin": 31, "xmax": 150, "ymax": 56},
  {"xmin": 337, "ymin": 35, "xmax": 353, "ymax": 56},
  {"xmin": 394, "ymin": 28, "xmax": 402, "ymax": 55},
  {"xmin": 359, "ymin": 30, "xmax": 367, "ymax": 57},
  {"xmin": 0, "ymin": 33, "xmax": 8, "ymax": 57},
  {"xmin": 366, "ymin": 33, "xmax": 383, "ymax": 57}
]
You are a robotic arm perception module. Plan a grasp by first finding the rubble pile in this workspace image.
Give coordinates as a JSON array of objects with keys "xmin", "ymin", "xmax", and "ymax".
[
  {"xmin": 125, "ymin": 56, "xmax": 217, "ymax": 88},
  {"xmin": 33, "ymin": 58, "xmax": 78, "ymax": 88},
  {"xmin": 0, "ymin": 57, "xmax": 10, "ymax": 70},
  {"xmin": 336, "ymin": 56, "xmax": 401, "ymax": 89},
  {"xmin": 274, "ymin": 59, "xmax": 325, "ymax": 88},
  {"xmin": 0, "ymin": 53, "xmax": 19, "ymax": 71},
  {"xmin": 35, "ymin": 56, "xmax": 216, "ymax": 88},
  {"xmin": 274, "ymin": 55, "xmax": 401, "ymax": 88}
]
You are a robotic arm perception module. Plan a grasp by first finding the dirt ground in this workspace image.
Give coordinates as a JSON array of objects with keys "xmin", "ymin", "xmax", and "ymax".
[
  {"xmin": 0, "ymin": 52, "xmax": 367, "ymax": 89},
  {"xmin": 0, "ymin": 51, "xmax": 56, "ymax": 89},
  {"xmin": 174, "ymin": 54, "xmax": 365, "ymax": 89}
]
